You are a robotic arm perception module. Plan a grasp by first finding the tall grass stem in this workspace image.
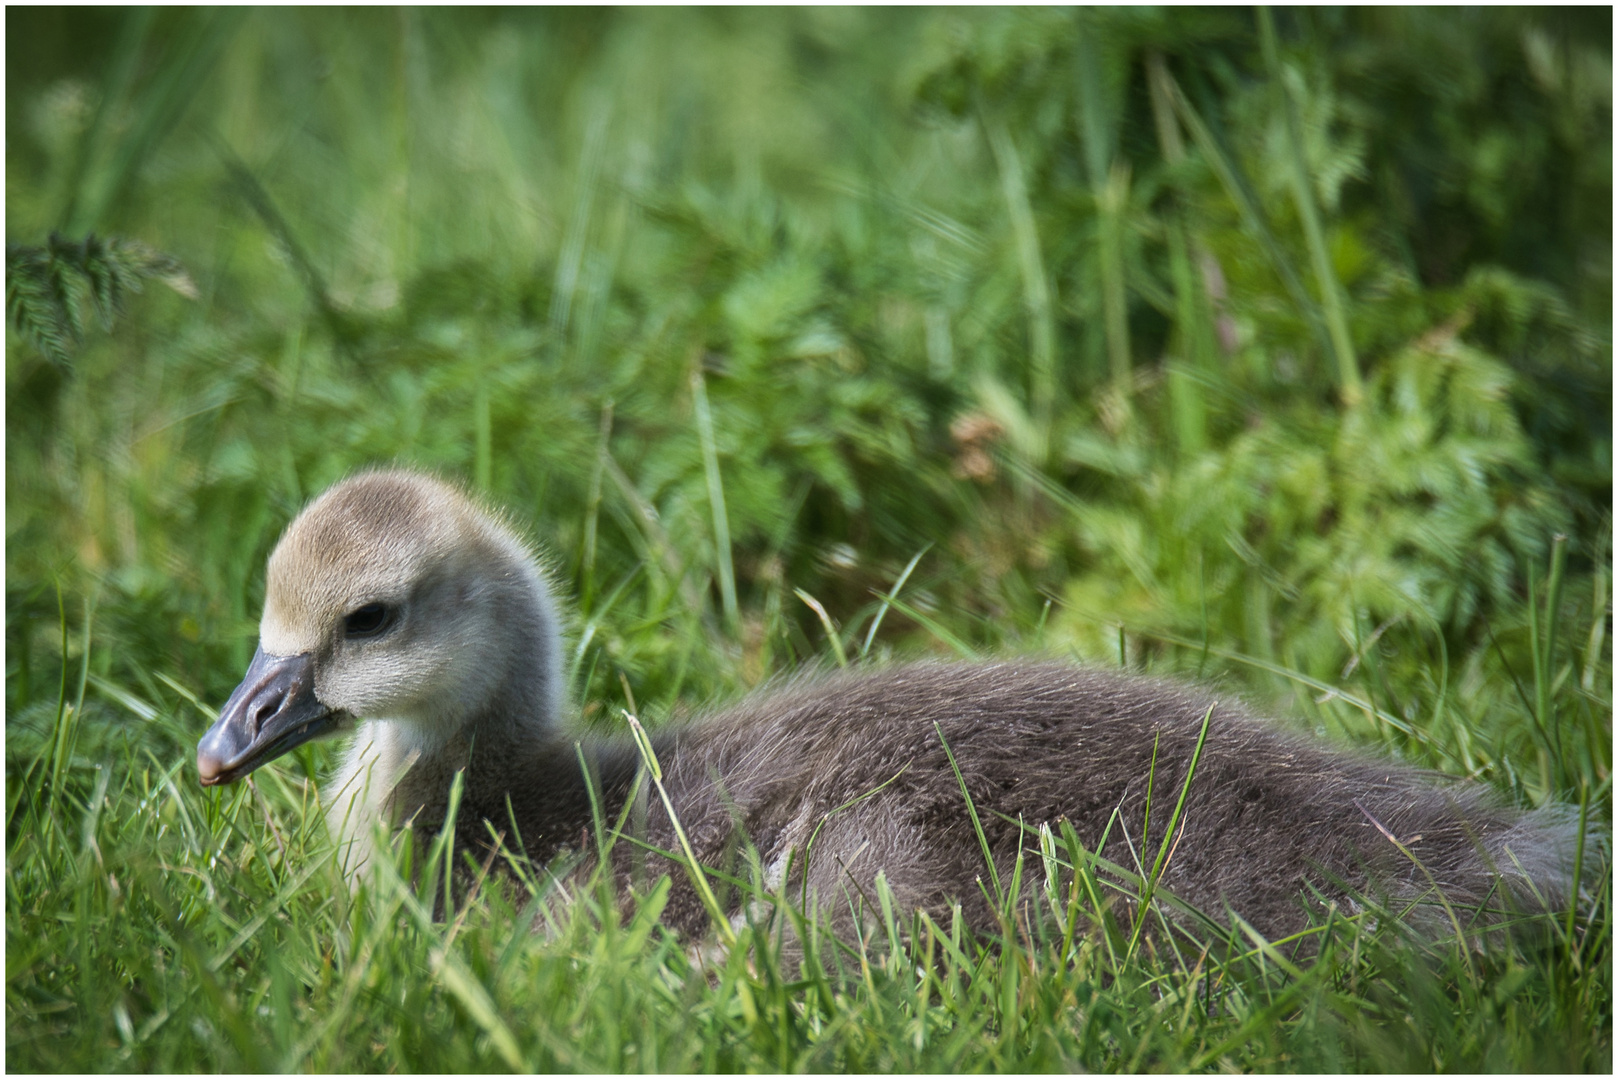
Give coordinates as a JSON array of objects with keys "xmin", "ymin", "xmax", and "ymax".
[
  {"xmin": 1257, "ymin": 7, "xmax": 1361, "ymax": 405},
  {"xmin": 691, "ymin": 368, "xmax": 739, "ymax": 635}
]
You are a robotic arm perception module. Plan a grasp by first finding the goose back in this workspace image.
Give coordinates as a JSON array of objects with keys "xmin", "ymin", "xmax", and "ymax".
[{"xmin": 452, "ymin": 661, "xmax": 1581, "ymax": 941}]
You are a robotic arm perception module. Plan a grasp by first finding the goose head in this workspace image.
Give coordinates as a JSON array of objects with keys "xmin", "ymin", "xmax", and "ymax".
[{"xmin": 197, "ymin": 470, "xmax": 562, "ymax": 786}]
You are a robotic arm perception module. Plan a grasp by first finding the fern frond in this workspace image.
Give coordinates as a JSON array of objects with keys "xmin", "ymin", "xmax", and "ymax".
[
  {"xmin": 5, "ymin": 245, "xmax": 75, "ymax": 366},
  {"xmin": 5, "ymin": 233, "xmax": 196, "ymax": 367}
]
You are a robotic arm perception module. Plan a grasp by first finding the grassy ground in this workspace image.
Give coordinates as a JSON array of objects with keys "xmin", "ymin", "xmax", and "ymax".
[{"xmin": 6, "ymin": 8, "xmax": 1612, "ymax": 1071}]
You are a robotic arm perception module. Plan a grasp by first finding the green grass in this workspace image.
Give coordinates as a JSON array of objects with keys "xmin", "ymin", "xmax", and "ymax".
[
  {"xmin": 5, "ymin": 584, "xmax": 1610, "ymax": 1071},
  {"xmin": 6, "ymin": 7, "xmax": 1611, "ymax": 1071}
]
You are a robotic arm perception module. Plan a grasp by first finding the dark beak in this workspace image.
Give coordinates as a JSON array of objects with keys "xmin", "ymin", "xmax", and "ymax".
[{"xmin": 197, "ymin": 646, "xmax": 340, "ymax": 786}]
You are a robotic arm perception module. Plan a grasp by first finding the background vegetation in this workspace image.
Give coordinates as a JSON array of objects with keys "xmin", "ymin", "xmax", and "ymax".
[{"xmin": 7, "ymin": 7, "xmax": 1611, "ymax": 1071}]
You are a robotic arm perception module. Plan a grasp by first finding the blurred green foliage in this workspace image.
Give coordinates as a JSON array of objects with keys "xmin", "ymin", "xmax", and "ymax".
[{"xmin": 5, "ymin": 7, "xmax": 1611, "ymax": 1070}]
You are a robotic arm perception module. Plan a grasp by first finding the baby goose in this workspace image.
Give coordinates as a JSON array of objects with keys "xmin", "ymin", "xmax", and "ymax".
[{"xmin": 198, "ymin": 469, "xmax": 1586, "ymax": 943}]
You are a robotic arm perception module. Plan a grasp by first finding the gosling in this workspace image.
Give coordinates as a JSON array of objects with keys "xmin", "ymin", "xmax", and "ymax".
[{"xmin": 197, "ymin": 469, "xmax": 1589, "ymax": 943}]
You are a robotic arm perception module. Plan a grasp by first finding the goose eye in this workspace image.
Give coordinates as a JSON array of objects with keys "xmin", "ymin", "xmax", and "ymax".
[{"xmin": 344, "ymin": 603, "xmax": 391, "ymax": 638}]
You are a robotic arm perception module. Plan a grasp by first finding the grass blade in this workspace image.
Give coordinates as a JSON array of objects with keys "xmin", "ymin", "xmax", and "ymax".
[
  {"xmin": 860, "ymin": 545, "xmax": 930, "ymax": 658},
  {"xmin": 624, "ymin": 710, "xmax": 736, "ymax": 947},
  {"xmin": 934, "ymin": 721, "xmax": 1000, "ymax": 906},
  {"xmin": 691, "ymin": 367, "xmax": 739, "ymax": 636},
  {"xmin": 1128, "ymin": 704, "xmax": 1214, "ymax": 958},
  {"xmin": 794, "ymin": 587, "xmax": 849, "ymax": 668},
  {"xmin": 981, "ymin": 104, "xmax": 1056, "ymax": 450},
  {"xmin": 1257, "ymin": 7, "xmax": 1361, "ymax": 404}
]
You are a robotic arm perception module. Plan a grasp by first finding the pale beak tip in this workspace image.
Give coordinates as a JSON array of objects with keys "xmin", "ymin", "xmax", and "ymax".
[{"xmin": 197, "ymin": 748, "xmax": 224, "ymax": 785}]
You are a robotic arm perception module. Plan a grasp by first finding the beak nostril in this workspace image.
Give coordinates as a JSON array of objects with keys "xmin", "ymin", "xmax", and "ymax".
[{"xmin": 250, "ymin": 693, "xmax": 284, "ymax": 735}]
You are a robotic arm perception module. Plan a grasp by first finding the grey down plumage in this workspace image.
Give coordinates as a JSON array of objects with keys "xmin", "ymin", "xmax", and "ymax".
[{"xmin": 196, "ymin": 469, "xmax": 1590, "ymax": 945}]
